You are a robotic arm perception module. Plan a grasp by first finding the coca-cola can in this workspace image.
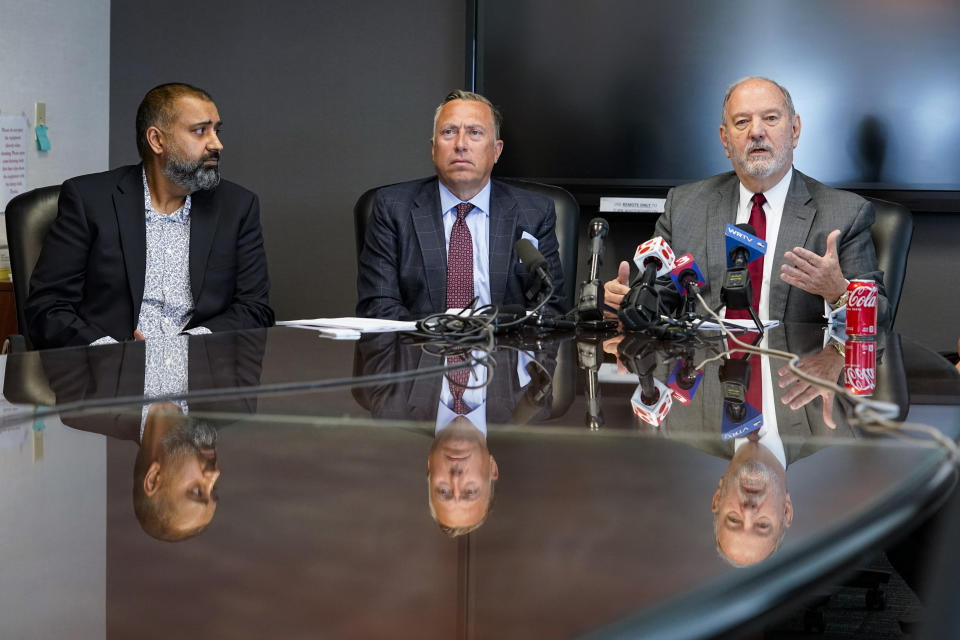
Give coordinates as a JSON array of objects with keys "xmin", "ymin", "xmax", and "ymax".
[
  {"xmin": 845, "ymin": 279, "xmax": 878, "ymax": 337},
  {"xmin": 844, "ymin": 339, "xmax": 876, "ymax": 396}
]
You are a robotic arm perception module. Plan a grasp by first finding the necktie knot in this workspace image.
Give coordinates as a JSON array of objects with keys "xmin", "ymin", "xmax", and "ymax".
[
  {"xmin": 456, "ymin": 202, "xmax": 475, "ymax": 221},
  {"xmin": 751, "ymin": 192, "xmax": 767, "ymax": 208}
]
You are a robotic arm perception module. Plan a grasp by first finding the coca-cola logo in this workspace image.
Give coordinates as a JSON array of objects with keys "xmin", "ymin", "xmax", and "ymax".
[
  {"xmin": 846, "ymin": 365, "xmax": 876, "ymax": 388},
  {"xmin": 848, "ymin": 286, "xmax": 877, "ymax": 307}
]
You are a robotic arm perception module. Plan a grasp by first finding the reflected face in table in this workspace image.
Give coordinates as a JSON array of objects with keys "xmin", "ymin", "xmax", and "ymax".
[
  {"xmin": 427, "ymin": 418, "xmax": 499, "ymax": 532},
  {"xmin": 136, "ymin": 405, "xmax": 221, "ymax": 541},
  {"xmin": 711, "ymin": 443, "xmax": 793, "ymax": 566}
]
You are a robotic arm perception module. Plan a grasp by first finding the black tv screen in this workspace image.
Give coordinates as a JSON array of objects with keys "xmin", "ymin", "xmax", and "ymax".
[{"xmin": 476, "ymin": 0, "xmax": 960, "ymax": 192}]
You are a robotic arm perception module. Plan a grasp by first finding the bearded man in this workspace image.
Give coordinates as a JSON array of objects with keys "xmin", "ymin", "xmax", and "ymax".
[
  {"xmin": 604, "ymin": 76, "xmax": 888, "ymax": 326},
  {"xmin": 26, "ymin": 82, "xmax": 273, "ymax": 349}
]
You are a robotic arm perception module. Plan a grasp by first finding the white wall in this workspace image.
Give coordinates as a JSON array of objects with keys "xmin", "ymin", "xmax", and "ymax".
[{"xmin": 0, "ymin": 0, "xmax": 110, "ymax": 203}]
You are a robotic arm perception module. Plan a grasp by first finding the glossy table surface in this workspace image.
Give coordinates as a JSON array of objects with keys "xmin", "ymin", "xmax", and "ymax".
[{"xmin": 1, "ymin": 324, "xmax": 959, "ymax": 639}]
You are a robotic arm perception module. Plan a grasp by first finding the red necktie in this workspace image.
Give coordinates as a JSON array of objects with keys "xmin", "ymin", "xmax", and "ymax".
[
  {"xmin": 726, "ymin": 193, "xmax": 767, "ymax": 319},
  {"xmin": 446, "ymin": 202, "xmax": 475, "ymax": 309}
]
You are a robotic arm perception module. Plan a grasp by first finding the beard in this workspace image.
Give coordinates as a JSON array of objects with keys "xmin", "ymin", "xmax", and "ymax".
[
  {"xmin": 731, "ymin": 459, "xmax": 779, "ymax": 506},
  {"xmin": 163, "ymin": 147, "xmax": 221, "ymax": 192},
  {"xmin": 736, "ymin": 140, "xmax": 790, "ymax": 179},
  {"xmin": 162, "ymin": 418, "xmax": 218, "ymax": 460}
]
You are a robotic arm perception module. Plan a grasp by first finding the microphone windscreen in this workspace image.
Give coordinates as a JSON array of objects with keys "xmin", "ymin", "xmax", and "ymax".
[
  {"xmin": 736, "ymin": 223, "xmax": 757, "ymax": 236},
  {"xmin": 515, "ymin": 238, "xmax": 546, "ymax": 273},
  {"xmin": 589, "ymin": 217, "xmax": 609, "ymax": 239}
]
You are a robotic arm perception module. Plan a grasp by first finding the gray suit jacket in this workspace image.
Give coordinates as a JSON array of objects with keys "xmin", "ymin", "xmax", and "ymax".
[
  {"xmin": 355, "ymin": 177, "xmax": 565, "ymax": 320},
  {"xmin": 655, "ymin": 170, "xmax": 888, "ymax": 328}
]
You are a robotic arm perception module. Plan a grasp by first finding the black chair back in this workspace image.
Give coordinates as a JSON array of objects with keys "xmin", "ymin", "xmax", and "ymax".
[
  {"xmin": 4, "ymin": 185, "xmax": 61, "ymax": 348},
  {"xmin": 865, "ymin": 196, "xmax": 913, "ymax": 327},
  {"xmin": 354, "ymin": 179, "xmax": 581, "ymax": 309}
]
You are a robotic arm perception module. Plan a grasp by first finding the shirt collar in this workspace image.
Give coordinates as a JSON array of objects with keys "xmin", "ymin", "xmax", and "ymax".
[
  {"xmin": 438, "ymin": 179, "xmax": 492, "ymax": 218},
  {"xmin": 142, "ymin": 168, "xmax": 192, "ymax": 224},
  {"xmin": 738, "ymin": 166, "xmax": 793, "ymax": 214}
]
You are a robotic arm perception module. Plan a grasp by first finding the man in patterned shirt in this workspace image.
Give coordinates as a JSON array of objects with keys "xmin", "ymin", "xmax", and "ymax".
[{"xmin": 25, "ymin": 83, "xmax": 274, "ymax": 349}]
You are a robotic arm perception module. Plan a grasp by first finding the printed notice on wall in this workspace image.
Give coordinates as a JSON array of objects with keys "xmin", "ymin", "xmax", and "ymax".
[{"xmin": 1, "ymin": 115, "xmax": 30, "ymax": 211}]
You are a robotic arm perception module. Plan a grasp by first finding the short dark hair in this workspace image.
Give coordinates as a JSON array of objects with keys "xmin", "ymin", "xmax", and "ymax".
[
  {"xmin": 433, "ymin": 89, "xmax": 503, "ymax": 140},
  {"xmin": 135, "ymin": 83, "xmax": 214, "ymax": 160}
]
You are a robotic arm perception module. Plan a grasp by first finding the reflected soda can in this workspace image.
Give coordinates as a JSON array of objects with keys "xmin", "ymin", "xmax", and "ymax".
[
  {"xmin": 846, "ymin": 279, "xmax": 878, "ymax": 337},
  {"xmin": 845, "ymin": 339, "xmax": 876, "ymax": 396}
]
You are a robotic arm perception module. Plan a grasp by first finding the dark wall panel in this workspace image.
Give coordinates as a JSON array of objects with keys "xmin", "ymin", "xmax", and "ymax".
[{"xmin": 110, "ymin": 0, "xmax": 465, "ymax": 320}]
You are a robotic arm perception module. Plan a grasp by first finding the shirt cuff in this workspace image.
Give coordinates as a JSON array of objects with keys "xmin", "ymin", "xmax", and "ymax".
[
  {"xmin": 90, "ymin": 336, "xmax": 119, "ymax": 347},
  {"xmin": 184, "ymin": 326, "xmax": 212, "ymax": 336}
]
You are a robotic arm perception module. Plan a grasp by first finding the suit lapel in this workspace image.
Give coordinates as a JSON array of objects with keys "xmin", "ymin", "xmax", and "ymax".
[
  {"xmin": 113, "ymin": 166, "xmax": 147, "ymax": 325},
  {"xmin": 410, "ymin": 179, "xmax": 447, "ymax": 312},
  {"xmin": 409, "ymin": 350, "xmax": 444, "ymax": 421},
  {"xmin": 189, "ymin": 188, "xmax": 220, "ymax": 305},
  {"xmin": 488, "ymin": 181, "xmax": 519, "ymax": 306},
  {"xmin": 705, "ymin": 175, "xmax": 739, "ymax": 310},
  {"xmin": 768, "ymin": 172, "xmax": 816, "ymax": 321}
]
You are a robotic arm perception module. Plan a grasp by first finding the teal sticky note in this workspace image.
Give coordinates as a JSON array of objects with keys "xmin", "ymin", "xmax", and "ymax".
[{"xmin": 36, "ymin": 125, "xmax": 51, "ymax": 151}]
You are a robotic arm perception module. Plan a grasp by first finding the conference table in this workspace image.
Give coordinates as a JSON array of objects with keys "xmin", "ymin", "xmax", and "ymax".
[{"xmin": 1, "ymin": 322, "xmax": 959, "ymax": 639}]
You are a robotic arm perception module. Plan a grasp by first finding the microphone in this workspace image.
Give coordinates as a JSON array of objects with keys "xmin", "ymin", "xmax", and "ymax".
[
  {"xmin": 667, "ymin": 355, "xmax": 703, "ymax": 405},
  {"xmin": 512, "ymin": 359, "xmax": 554, "ymax": 424},
  {"xmin": 619, "ymin": 237, "xmax": 676, "ymax": 332},
  {"xmin": 515, "ymin": 238, "xmax": 554, "ymax": 307},
  {"xmin": 718, "ymin": 354, "xmax": 763, "ymax": 440},
  {"xmin": 587, "ymin": 217, "xmax": 608, "ymax": 281},
  {"xmin": 631, "ymin": 376, "xmax": 673, "ymax": 428},
  {"xmin": 576, "ymin": 336, "xmax": 605, "ymax": 430},
  {"xmin": 720, "ymin": 224, "xmax": 766, "ymax": 331},
  {"xmin": 669, "ymin": 253, "xmax": 707, "ymax": 323},
  {"xmin": 576, "ymin": 217, "xmax": 618, "ymax": 328},
  {"xmin": 669, "ymin": 253, "xmax": 706, "ymax": 296}
]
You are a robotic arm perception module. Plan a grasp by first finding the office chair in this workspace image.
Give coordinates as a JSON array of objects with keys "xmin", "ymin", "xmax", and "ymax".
[
  {"xmin": 3, "ymin": 185, "xmax": 61, "ymax": 352},
  {"xmin": 865, "ymin": 197, "xmax": 913, "ymax": 328},
  {"xmin": 353, "ymin": 179, "xmax": 581, "ymax": 310},
  {"xmin": 2, "ymin": 186, "xmax": 60, "ymax": 407}
]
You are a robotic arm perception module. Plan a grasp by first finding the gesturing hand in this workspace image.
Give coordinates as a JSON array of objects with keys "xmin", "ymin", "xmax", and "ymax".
[{"xmin": 780, "ymin": 229, "xmax": 848, "ymax": 304}]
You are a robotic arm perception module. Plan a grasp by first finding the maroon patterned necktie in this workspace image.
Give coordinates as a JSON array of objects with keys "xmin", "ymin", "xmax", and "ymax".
[
  {"xmin": 446, "ymin": 202, "xmax": 475, "ymax": 309},
  {"xmin": 727, "ymin": 193, "xmax": 767, "ymax": 319},
  {"xmin": 447, "ymin": 354, "xmax": 471, "ymax": 414}
]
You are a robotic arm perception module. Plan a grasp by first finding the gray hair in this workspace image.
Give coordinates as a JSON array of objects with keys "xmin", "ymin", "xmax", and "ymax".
[
  {"xmin": 721, "ymin": 77, "xmax": 796, "ymax": 125},
  {"xmin": 432, "ymin": 89, "xmax": 503, "ymax": 140}
]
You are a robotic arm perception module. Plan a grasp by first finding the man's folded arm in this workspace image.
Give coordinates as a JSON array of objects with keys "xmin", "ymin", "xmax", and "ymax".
[{"xmin": 24, "ymin": 181, "xmax": 112, "ymax": 348}]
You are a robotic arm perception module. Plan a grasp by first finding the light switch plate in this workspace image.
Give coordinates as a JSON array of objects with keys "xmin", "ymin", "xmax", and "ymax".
[{"xmin": 35, "ymin": 102, "xmax": 46, "ymax": 127}]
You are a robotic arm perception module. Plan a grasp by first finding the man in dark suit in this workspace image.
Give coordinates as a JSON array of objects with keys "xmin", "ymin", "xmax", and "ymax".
[
  {"xmin": 356, "ymin": 89, "xmax": 565, "ymax": 320},
  {"xmin": 25, "ymin": 83, "xmax": 273, "ymax": 349},
  {"xmin": 605, "ymin": 77, "xmax": 888, "ymax": 327}
]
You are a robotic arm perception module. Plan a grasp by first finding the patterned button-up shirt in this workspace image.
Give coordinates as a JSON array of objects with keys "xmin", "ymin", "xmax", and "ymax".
[
  {"xmin": 90, "ymin": 171, "xmax": 212, "ymax": 346},
  {"xmin": 138, "ymin": 168, "xmax": 197, "ymax": 337}
]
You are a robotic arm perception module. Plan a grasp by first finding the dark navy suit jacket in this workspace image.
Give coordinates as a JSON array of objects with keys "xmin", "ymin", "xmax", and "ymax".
[
  {"xmin": 355, "ymin": 177, "xmax": 565, "ymax": 319},
  {"xmin": 25, "ymin": 164, "xmax": 274, "ymax": 349}
]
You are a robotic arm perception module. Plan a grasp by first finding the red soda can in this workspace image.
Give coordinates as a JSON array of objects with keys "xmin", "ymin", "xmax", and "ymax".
[
  {"xmin": 844, "ymin": 339, "xmax": 876, "ymax": 396},
  {"xmin": 846, "ymin": 279, "xmax": 878, "ymax": 337}
]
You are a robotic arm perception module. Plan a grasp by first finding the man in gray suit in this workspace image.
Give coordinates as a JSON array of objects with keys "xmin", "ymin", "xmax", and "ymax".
[
  {"xmin": 356, "ymin": 90, "xmax": 565, "ymax": 319},
  {"xmin": 605, "ymin": 77, "xmax": 888, "ymax": 327}
]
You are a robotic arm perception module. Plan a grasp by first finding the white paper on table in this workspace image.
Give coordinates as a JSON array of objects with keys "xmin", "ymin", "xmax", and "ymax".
[
  {"xmin": 696, "ymin": 318, "xmax": 780, "ymax": 331},
  {"xmin": 277, "ymin": 317, "xmax": 418, "ymax": 333}
]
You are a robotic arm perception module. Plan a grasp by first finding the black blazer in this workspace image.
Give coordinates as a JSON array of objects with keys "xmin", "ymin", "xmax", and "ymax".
[
  {"xmin": 42, "ymin": 330, "xmax": 267, "ymax": 440},
  {"xmin": 355, "ymin": 177, "xmax": 565, "ymax": 320},
  {"xmin": 25, "ymin": 164, "xmax": 273, "ymax": 349}
]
